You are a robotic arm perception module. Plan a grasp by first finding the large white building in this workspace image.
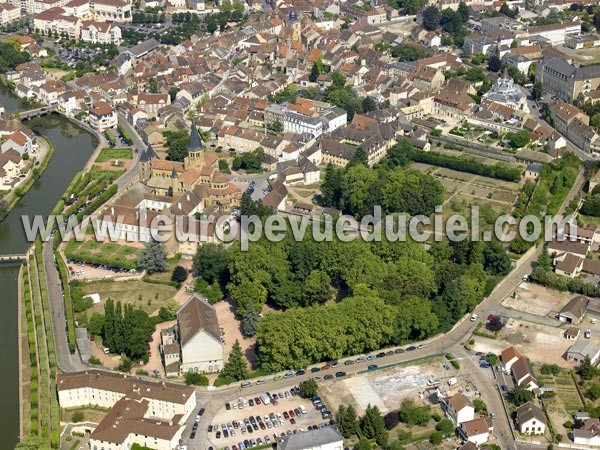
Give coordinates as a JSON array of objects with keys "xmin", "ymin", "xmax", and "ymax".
[
  {"xmin": 57, "ymin": 370, "xmax": 196, "ymax": 450},
  {"xmin": 89, "ymin": 100, "xmax": 117, "ymax": 132},
  {"xmin": 0, "ymin": 3, "xmax": 20, "ymax": 25},
  {"xmin": 178, "ymin": 294, "xmax": 224, "ymax": 374},
  {"xmin": 80, "ymin": 19, "xmax": 121, "ymax": 44},
  {"xmin": 444, "ymin": 393, "xmax": 475, "ymax": 425}
]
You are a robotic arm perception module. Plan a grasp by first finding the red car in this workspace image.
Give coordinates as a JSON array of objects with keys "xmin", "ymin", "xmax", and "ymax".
[
  {"xmin": 283, "ymin": 411, "xmax": 289, "ymax": 420},
  {"xmin": 255, "ymin": 397, "xmax": 262, "ymax": 405},
  {"xmin": 288, "ymin": 410, "xmax": 295, "ymax": 418},
  {"xmin": 321, "ymin": 364, "xmax": 331, "ymax": 370}
]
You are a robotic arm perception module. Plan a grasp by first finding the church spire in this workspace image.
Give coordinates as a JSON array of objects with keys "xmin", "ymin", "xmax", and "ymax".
[{"xmin": 188, "ymin": 122, "xmax": 203, "ymax": 153}]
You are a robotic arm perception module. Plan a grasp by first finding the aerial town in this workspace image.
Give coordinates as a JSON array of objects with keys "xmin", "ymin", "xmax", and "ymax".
[{"xmin": 4, "ymin": 0, "xmax": 600, "ymax": 449}]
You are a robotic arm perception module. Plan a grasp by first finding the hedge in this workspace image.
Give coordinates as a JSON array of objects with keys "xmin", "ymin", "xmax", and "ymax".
[
  {"xmin": 55, "ymin": 251, "xmax": 76, "ymax": 352},
  {"xmin": 105, "ymin": 129, "xmax": 116, "ymax": 146},
  {"xmin": 117, "ymin": 123, "xmax": 133, "ymax": 145},
  {"xmin": 406, "ymin": 149, "xmax": 521, "ymax": 182},
  {"xmin": 445, "ymin": 353, "xmax": 460, "ymax": 369}
]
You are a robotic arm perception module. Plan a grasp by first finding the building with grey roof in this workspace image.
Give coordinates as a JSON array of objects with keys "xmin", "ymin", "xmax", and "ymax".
[
  {"xmin": 278, "ymin": 427, "xmax": 343, "ymax": 450},
  {"xmin": 177, "ymin": 294, "xmax": 223, "ymax": 373},
  {"xmin": 567, "ymin": 341, "xmax": 600, "ymax": 365}
]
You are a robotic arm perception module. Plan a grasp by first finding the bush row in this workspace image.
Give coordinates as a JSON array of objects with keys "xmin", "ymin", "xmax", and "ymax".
[{"xmin": 54, "ymin": 251, "xmax": 76, "ymax": 352}]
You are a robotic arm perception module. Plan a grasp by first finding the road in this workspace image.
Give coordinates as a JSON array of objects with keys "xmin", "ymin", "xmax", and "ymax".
[{"xmin": 41, "ymin": 242, "xmax": 87, "ymax": 372}]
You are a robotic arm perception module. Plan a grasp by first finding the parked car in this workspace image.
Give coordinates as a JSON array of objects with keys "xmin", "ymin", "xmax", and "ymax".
[{"xmin": 368, "ymin": 365, "xmax": 378, "ymax": 370}]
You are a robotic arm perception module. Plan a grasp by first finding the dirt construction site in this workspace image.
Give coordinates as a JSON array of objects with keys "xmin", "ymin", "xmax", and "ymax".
[{"xmin": 318, "ymin": 357, "xmax": 474, "ymax": 415}]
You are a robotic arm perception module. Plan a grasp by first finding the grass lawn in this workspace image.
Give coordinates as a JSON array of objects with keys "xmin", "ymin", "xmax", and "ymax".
[
  {"xmin": 65, "ymin": 239, "xmax": 139, "ymax": 269},
  {"xmin": 96, "ymin": 148, "xmax": 133, "ymax": 163},
  {"xmin": 76, "ymin": 279, "xmax": 177, "ymax": 315},
  {"xmin": 90, "ymin": 165, "xmax": 126, "ymax": 182}
]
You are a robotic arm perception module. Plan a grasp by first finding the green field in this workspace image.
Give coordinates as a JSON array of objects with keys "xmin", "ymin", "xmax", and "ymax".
[
  {"xmin": 95, "ymin": 148, "xmax": 133, "ymax": 163},
  {"xmin": 65, "ymin": 239, "xmax": 139, "ymax": 269},
  {"xmin": 76, "ymin": 279, "xmax": 177, "ymax": 315}
]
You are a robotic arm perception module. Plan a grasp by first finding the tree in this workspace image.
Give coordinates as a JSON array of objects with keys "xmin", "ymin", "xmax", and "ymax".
[
  {"xmin": 592, "ymin": 113, "xmax": 600, "ymax": 130},
  {"xmin": 473, "ymin": 398, "xmax": 487, "ymax": 413},
  {"xmin": 337, "ymin": 405, "xmax": 359, "ymax": 437},
  {"xmin": 487, "ymin": 353, "xmax": 499, "ymax": 365},
  {"xmin": 158, "ymin": 299, "xmax": 179, "ymax": 321},
  {"xmin": 138, "ymin": 241, "xmax": 168, "ymax": 274},
  {"xmin": 429, "ymin": 431, "xmax": 444, "ymax": 445},
  {"xmin": 164, "ymin": 130, "xmax": 189, "ymax": 161},
  {"xmin": 87, "ymin": 312, "xmax": 104, "ymax": 336},
  {"xmin": 355, "ymin": 438, "xmax": 371, "ymax": 450},
  {"xmin": 72, "ymin": 410, "xmax": 84, "ymax": 423},
  {"xmin": 230, "ymin": 278, "xmax": 267, "ymax": 315},
  {"xmin": 457, "ymin": 1, "xmax": 470, "ymax": 23},
  {"xmin": 348, "ymin": 147, "xmax": 369, "ymax": 168},
  {"xmin": 240, "ymin": 303, "xmax": 259, "ymax": 337},
  {"xmin": 184, "ymin": 371, "xmax": 209, "ymax": 386},
  {"xmin": 511, "ymin": 386, "xmax": 533, "ymax": 406},
  {"xmin": 436, "ymin": 418, "xmax": 455, "ymax": 434},
  {"xmin": 171, "ymin": 265, "xmax": 188, "ymax": 282},
  {"xmin": 302, "ymin": 270, "xmax": 334, "ymax": 306},
  {"xmin": 194, "ymin": 243, "xmax": 228, "ymax": 284},
  {"xmin": 486, "ymin": 315, "xmax": 504, "ymax": 332},
  {"xmin": 506, "ymin": 130, "xmax": 531, "ymax": 148},
  {"xmin": 221, "ymin": 340, "xmax": 249, "ymax": 381},
  {"xmin": 532, "ymin": 82, "xmax": 543, "ymax": 100},
  {"xmin": 361, "ymin": 404, "xmax": 388, "ymax": 446},
  {"xmin": 268, "ymin": 119, "xmax": 283, "ymax": 133},
  {"xmin": 595, "ymin": 12, "xmax": 600, "ymax": 32},
  {"xmin": 588, "ymin": 384, "xmax": 600, "ymax": 401},
  {"xmin": 399, "ymin": 398, "xmax": 431, "ymax": 426},
  {"xmin": 541, "ymin": 364, "xmax": 561, "ymax": 376},
  {"xmin": 362, "ymin": 96, "xmax": 378, "ymax": 112},
  {"xmin": 299, "ymin": 379, "xmax": 318, "ymax": 398},
  {"xmin": 488, "ymin": 53, "xmax": 502, "ymax": 72},
  {"xmin": 537, "ymin": 248, "xmax": 552, "ymax": 271},
  {"xmin": 578, "ymin": 355, "xmax": 598, "ymax": 380},
  {"xmin": 482, "ymin": 240, "xmax": 511, "ymax": 275},
  {"xmin": 309, "ymin": 62, "xmax": 321, "ymax": 82},
  {"xmin": 422, "ymin": 5, "xmax": 441, "ymax": 31}
]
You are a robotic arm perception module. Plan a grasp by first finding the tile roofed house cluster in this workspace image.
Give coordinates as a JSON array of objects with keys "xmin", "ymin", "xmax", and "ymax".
[{"xmin": 501, "ymin": 346, "xmax": 539, "ymax": 391}]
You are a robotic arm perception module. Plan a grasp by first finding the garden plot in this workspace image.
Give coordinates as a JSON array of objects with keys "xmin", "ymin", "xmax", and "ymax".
[
  {"xmin": 537, "ymin": 370, "xmax": 583, "ymax": 439},
  {"xmin": 411, "ymin": 162, "xmax": 436, "ymax": 174}
]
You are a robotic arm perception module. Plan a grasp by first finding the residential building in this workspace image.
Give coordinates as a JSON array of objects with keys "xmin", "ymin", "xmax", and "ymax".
[
  {"xmin": 515, "ymin": 402, "xmax": 546, "ymax": 435},
  {"xmin": 89, "ymin": 101, "xmax": 117, "ymax": 132},
  {"xmin": 557, "ymin": 296, "xmax": 589, "ymax": 324},
  {"xmin": 501, "ymin": 346, "xmax": 538, "ymax": 391},
  {"xmin": 524, "ymin": 163, "xmax": 542, "ymax": 180},
  {"xmin": 567, "ymin": 341, "xmax": 600, "ymax": 365},
  {"xmin": 0, "ymin": 149, "xmax": 25, "ymax": 190},
  {"xmin": 277, "ymin": 427, "xmax": 343, "ymax": 450},
  {"xmin": 537, "ymin": 57, "xmax": 600, "ymax": 102},
  {"xmin": 574, "ymin": 419, "xmax": 600, "ymax": 446},
  {"xmin": 444, "ymin": 393, "xmax": 475, "ymax": 425},
  {"xmin": 0, "ymin": 3, "xmax": 20, "ymax": 25},
  {"xmin": 80, "ymin": 20, "xmax": 122, "ymax": 44},
  {"xmin": 57, "ymin": 370, "xmax": 196, "ymax": 450},
  {"xmin": 178, "ymin": 294, "xmax": 224, "ymax": 374},
  {"xmin": 1, "ymin": 130, "xmax": 32, "ymax": 155},
  {"xmin": 459, "ymin": 418, "xmax": 493, "ymax": 445},
  {"xmin": 90, "ymin": 0, "xmax": 132, "ymax": 22}
]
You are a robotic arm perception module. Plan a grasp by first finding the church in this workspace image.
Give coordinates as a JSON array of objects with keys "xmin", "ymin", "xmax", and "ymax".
[
  {"xmin": 481, "ymin": 69, "xmax": 530, "ymax": 114},
  {"xmin": 139, "ymin": 123, "xmax": 241, "ymax": 211}
]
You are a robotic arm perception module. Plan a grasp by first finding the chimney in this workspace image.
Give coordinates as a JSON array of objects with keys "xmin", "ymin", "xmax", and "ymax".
[
  {"xmin": 111, "ymin": 206, "xmax": 114, "ymax": 215},
  {"xmin": 186, "ymin": 193, "xmax": 190, "ymax": 201},
  {"xmin": 178, "ymin": 202, "xmax": 182, "ymax": 209}
]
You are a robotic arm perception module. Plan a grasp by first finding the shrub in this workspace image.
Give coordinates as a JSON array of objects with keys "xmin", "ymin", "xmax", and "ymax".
[
  {"xmin": 184, "ymin": 372, "xmax": 209, "ymax": 386},
  {"xmin": 72, "ymin": 411, "xmax": 84, "ymax": 423},
  {"xmin": 384, "ymin": 411, "xmax": 400, "ymax": 430},
  {"xmin": 563, "ymin": 421, "xmax": 574, "ymax": 430},
  {"xmin": 171, "ymin": 265, "xmax": 188, "ymax": 283},
  {"xmin": 436, "ymin": 418, "xmax": 455, "ymax": 434},
  {"xmin": 88, "ymin": 356, "xmax": 101, "ymax": 365}
]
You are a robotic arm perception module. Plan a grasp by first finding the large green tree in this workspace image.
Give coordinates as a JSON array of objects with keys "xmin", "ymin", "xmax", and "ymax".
[
  {"xmin": 336, "ymin": 404, "xmax": 359, "ymax": 438},
  {"xmin": 138, "ymin": 241, "xmax": 168, "ymax": 274},
  {"xmin": 361, "ymin": 404, "xmax": 389, "ymax": 446},
  {"xmin": 194, "ymin": 243, "xmax": 228, "ymax": 284},
  {"xmin": 221, "ymin": 339, "xmax": 249, "ymax": 381}
]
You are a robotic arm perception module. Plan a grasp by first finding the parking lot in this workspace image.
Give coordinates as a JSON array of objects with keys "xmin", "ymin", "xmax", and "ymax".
[{"xmin": 205, "ymin": 388, "xmax": 331, "ymax": 450}]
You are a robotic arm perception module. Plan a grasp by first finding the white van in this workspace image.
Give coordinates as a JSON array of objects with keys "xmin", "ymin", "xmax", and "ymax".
[
  {"xmin": 260, "ymin": 393, "xmax": 271, "ymax": 404},
  {"xmin": 447, "ymin": 377, "xmax": 458, "ymax": 386},
  {"xmin": 299, "ymin": 405, "xmax": 307, "ymax": 415}
]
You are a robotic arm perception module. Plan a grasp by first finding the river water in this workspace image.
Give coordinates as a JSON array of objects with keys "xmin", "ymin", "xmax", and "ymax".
[{"xmin": 0, "ymin": 88, "xmax": 97, "ymax": 448}]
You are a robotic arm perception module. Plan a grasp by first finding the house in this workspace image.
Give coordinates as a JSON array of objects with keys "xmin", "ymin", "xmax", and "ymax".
[
  {"xmin": 1, "ymin": 130, "xmax": 32, "ymax": 155},
  {"xmin": 567, "ymin": 341, "xmax": 600, "ymax": 365},
  {"xmin": 558, "ymin": 296, "xmax": 589, "ymax": 324},
  {"xmin": 0, "ymin": 3, "xmax": 20, "ymax": 25},
  {"xmin": 444, "ymin": 393, "xmax": 475, "ymax": 425},
  {"xmin": 548, "ymin": 239, "xmax": 590, "ymax": 260},
  {"xmin": 564, "ymin": 326, "xmax": 580, "ymax": 340},
  {"xmin": 0, "ymin": 149, "xmax": 25, "ymax": 189},
  {"xmin": 515, "ymin": 402, "xmax": 546, "ymax": 435},
  {"xmin": 177, "ymin": 294, "xmax": 223, "ymax": 374},
  {"xmin": 574, "ymin": 418, "xmax": 600, "ymax": 446},
  {"xmin": 459, "ymin": 418, "xmax": 493, "ymax": 445},
  {"xmin": 89, "ymin": 101, "xmax": 117, "ymax": 132},
  {"xmin": 501, "ymin": 346, "xmax": 539, "ymax": 391},
  {"xmin": 277, "ymin": 427, "xmax": 343, "ymax": 450},
  {"xmin": 263, "ymin": 179, "xmax": 288, "ymax": 212},
  {"xmin": 524, "ymin": 163, "xmax": 542, "ymax": 180}
]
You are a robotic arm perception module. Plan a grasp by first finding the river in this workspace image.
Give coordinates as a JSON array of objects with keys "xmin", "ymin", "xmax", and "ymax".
[{"xmin": 0, "ymin": 89, "xmax": 97, "ymax": 449}]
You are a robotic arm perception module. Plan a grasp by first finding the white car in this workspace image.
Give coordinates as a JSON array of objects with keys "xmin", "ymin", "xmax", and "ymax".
[{"xmin": 470, "ymin": 314, "xmax": 478, "ymax": 322}]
